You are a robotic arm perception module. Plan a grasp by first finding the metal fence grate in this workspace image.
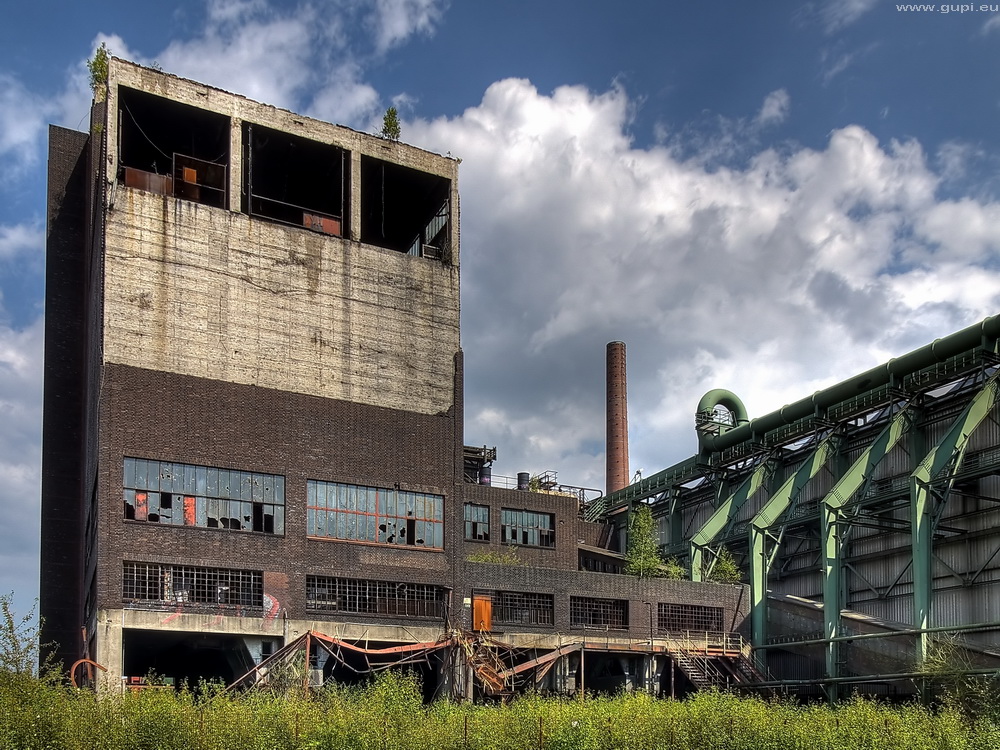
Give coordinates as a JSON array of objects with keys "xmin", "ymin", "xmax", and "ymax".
[
  {"xmin": 569, "ymin": 596, "xmax": 628, "ymax": 630},
  {"xmin": 657, "ymin": 603, "xmax": 725, "ymax": 633},
  {"xmin": 492, "ymin": 591, "xmax": 554, "ymax": 626},
  {"xmin": 306, "ymin": 575, "xmax": 445, "ymax": 619},
  {"xmin": 123, "ymin": 562, "xmax": 263, "ymax": 609}
]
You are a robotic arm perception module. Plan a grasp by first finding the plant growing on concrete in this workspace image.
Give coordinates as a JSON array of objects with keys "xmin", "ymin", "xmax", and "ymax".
[
  {"xmin": 467, "ymin": 546, "xmax": 525, "ymax": 566},
  {"xmin": 625, "ymin": 504, "xmax": 664, "ymax": 579},
  {"xmin": 87, "ymin": 43, "xmax": 109, "ymax": 95},
  {"xmin": 381, "ymin": 106, "xmax": 401, "ymax": 141}
]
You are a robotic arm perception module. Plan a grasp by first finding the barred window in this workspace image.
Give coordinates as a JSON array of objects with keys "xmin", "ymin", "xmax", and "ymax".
[
  {"xmin": 123, "ymin": 562, "xmax": 263, "ymax": 609},
  {"xmin": 500, "ymin": 508, "xmax": 555, "ymax": 548},
  {"xmin": 306, "ymin": 575, "xmax": 445, "ymax": 618},
  {"xmin": 569, "ymin": 596, "xmax": 628, "ymax": 630},
  {"xmin": 464, "ymin": 503, "xmax": 490, "ymax": 542},
  {"xmin": 307, "ymin": 480, "xmax": 443, "ymax": 549},
  {"xmin": 657, "ymin": 603, "xmax": 724, "ymax": 633},
  {"xmin": 123, "ymin": 458, "xmax": 285, "ymax": 534},
  {"xmin": 490, "ymin": 591, "xmax": 554, "ymax": 626}
]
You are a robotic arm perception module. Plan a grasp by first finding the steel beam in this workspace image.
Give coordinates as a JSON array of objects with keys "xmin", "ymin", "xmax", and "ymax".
[
  {"xmin": 750, "ymin": 434, "xmax": 840, "ymax": 651},
  {"xmin": 911, "ymin": 371, "xmax": 1000, "ymax": 662},
  {"xmin": 819, "ymin": 404, "xmax": 914, "ymax": 701},
  {"xmin": 690, "ymin": 457, "xmax": 773, "ymax": 581}
]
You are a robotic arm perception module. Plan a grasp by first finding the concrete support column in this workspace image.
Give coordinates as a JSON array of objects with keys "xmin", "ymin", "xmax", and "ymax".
[{"xmin": 97, "ymin": 610, "xmax": 124, "ymax": 693}]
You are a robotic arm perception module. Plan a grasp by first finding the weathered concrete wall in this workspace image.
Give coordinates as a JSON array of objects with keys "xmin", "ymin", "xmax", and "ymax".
[{"xmin": 103, "ymin": 192, "xmax": 459, "ymax": 414}]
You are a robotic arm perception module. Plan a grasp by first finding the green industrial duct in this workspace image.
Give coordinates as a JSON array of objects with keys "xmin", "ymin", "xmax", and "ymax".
[{"xmin": 698, "ymin": 315, "xmax": 1000, "ymax": 454}]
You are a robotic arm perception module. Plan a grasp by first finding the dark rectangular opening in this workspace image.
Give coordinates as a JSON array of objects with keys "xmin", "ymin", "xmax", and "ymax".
[
  {"xmin": 117, "ymin": 86, "xmax": 229, "ymax": 209},
  {"xmin": 361, "ymin": 156, "xmax": 450, "ymax": 259},
  {"xmin": 243, "ymin": 123, "xmax": 348, "ymax": 235}
]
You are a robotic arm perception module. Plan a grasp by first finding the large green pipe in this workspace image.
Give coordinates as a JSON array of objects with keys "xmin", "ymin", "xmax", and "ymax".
[{"xmin": 699, "ymin": 314, "xmax": 1000, "ymax": 453}]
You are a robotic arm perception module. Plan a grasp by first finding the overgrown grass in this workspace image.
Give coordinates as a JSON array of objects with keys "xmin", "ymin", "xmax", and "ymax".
[{"xmin": 0, "ymin": 670, "xmax": 997, "ymax": 750}]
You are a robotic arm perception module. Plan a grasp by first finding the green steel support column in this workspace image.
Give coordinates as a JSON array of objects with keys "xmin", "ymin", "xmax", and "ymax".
[
  {"xmin": 818, "ymin": 405, "xmax": 914, "ymax": 702},
  {"xmin": 750, "ymin": 435, "xmax": 840, "ymax": 650},
  {"xmin": 690, "ymin": 459, "xmax": 772, "ymax": 581},
  {"xmin": 911, "ymin": 372, "xmax": 1000, "ymax": 663},
  {"xmin": 819, "ymin": 504, "xmax": 840, "ymax": 703}
]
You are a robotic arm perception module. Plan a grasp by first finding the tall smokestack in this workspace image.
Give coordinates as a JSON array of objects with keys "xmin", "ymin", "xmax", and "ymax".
[{"xmin": 606, "ymin": 341, "xmax": 629, "ymax": 495}]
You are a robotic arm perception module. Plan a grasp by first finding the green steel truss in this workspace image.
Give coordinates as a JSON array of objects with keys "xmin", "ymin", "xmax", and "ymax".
[
  {"xmin": 592, "ymin": 318, "xmax": 1000, "ymax": 697},
  {"xmin": 819, "ymin": 404, "xmax": 915, "ymax": 701},
  {"xmin": 911, "ymin": 370, "xmax": 1000, "ymax": 661},
  {"xmin": 749, "ymin": 433, "xmax": 842, "ymax": 651},
  {"xmin": 690, "ymin": 457, "xmax": 774, "ymax": 582}
]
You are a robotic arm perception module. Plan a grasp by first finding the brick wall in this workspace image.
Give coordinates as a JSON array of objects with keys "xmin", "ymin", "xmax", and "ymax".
[
  {"xmin": 96, "ymin": 364, "xmax": 458, "ymax": 617},
  {"xmin": 457, "ymin": 562, "xmax": 749, "ymax": 639}
]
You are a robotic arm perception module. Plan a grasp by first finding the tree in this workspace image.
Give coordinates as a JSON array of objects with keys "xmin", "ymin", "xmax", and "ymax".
[
  {"xmin": 708, "ymin": 546, "xmax": 742, "ymax": 584},
  {"xmin": 625, "ymin": 504, "xmax": 664, "ymax": 578},
  {"xmin": 381, "ymin": 106, "xmax": 401, "ymax": 141},
  {"xmin": 0, "ymin": 593, "xmax": 58, "ymax": 681}
]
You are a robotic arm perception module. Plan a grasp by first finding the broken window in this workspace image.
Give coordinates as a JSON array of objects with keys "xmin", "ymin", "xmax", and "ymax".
[
  {"xmin": 242, "ymin": 123, "xmax": 348, "ymax": 236},
  {"xmin": 569, "ymin": 596, "xmax": 628, "ymax": 630},
  {"xmin": 123, "ymin": 562, "xmax": 263, "ymax": 610},
  {"xmin": 360, "ymin": 156, "xmax": 451, "ymax": 259},
  {"xmin": 123, "ymin": 458, "xmax": 285, "ymax": 534},
  {"xmin": 464, "ymin": 503, "xmax": 490, "ymax": 542},
  {"xmin": 117, "ymin": 86, "xmax": 229, "ymax": 208},
  {"xmin": 489, "ymin": 591, "xmax": 554, "ymax": 627},
  {"xmin": 306, "ymin": 480, "xmax": 444, "ymax": 549},
  {"xmin": 306, "ymin": 575, "xmax": 445, "ymax": 618},
  {"xmin": 500, "ymin": 508, "xmax": 555, "ymax": 548},
  {"xmin": 657, "ymin": 603, "xmax": 725, "ymax": 633}
]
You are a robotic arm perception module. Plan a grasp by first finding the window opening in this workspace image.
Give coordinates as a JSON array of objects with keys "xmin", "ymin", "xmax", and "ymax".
[
  {"xmin": 306, "ymin": 575, "xmax": 445, "ymax": 618},
  {"xmin": 117, "ymin": 86, "xmax": 229, "ymax": 209},
  {"xmin": 489, "ymin": 591, "xmax": 554, "ymax": 626},
  {"xmin": 123, "ymin": 562, "xmax": 263, "ymax": 610},
  {"xmin": 242, "ymin": 123, "xmax": 348, "ymax": 236},
  {"xmin": 569, "ymin": 596, "xmax": 628, "ymax": 630},
  {"xmin": 464, "ymin": 503, "xmax": 490, "ymax": 541},
  {"xmin": 657, "ymin": 603, "xmax": 724, "ymax": 633},
  {"xmin": 500, "ymin": 508, "xmax": 555, "ymax": 548},
  {"xmin": 123, "ymin": 458, "xmax": 285, "ymax": 535},
  {"xmin": 306, "ymin": 479, "xmax": 444, "ymax": 549},
  {"xmin": 360, "ymin": 156, "xmax": 450, "ymax": 259}
]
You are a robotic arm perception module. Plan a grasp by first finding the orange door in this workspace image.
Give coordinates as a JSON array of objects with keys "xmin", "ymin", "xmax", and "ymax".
[{"xmin": 473, "ymin": 595, "xmax": 492, "ymax": 632}]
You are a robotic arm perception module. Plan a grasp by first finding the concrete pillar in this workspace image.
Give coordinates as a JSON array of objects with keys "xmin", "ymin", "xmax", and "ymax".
[{"xmin": 97, "ymin": 610, "xmax": 124, "ymax": 693}]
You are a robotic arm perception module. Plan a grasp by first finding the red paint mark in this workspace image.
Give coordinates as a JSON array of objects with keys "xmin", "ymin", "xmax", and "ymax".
[
  {"xmin": 263, "ymin": 594, "xmax": 280, "ymax": 626},
  {"xmin": 162, "ymin": 604, "xmax": 183, "ymax": 625},
  {"xmin": 135, "ymin": 492, "xmax": 148, "ymax": 521},
  {"xmin": 183, "ymin": 496, "xmax": 196, "ymax": 526}
]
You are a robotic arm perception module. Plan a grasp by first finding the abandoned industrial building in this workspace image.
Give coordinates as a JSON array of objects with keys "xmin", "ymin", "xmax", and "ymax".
[{"xmin": 42, "ymin": 59, "xmax": 1000, "ymax": 701}]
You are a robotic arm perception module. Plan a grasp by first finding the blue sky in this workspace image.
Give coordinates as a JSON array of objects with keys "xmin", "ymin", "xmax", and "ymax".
[{"xmin": 2, "ymin": 0, "xmax": 1000, "ymax": 617}]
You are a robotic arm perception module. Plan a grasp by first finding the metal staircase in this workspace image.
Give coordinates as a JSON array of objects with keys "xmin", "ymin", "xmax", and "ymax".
[{"xmin": 666, "ymin": 632, "xmax": 773, "ymax": 694}]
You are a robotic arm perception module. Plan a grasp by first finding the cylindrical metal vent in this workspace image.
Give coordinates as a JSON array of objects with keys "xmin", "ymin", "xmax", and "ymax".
[
  {"xmin": 478, "ymin": 465, "xmax": 492, "ymax": 486},
  {"xmin": 606, "ymin": 341, "xmax": 629, "ymax": 495},
  {"xmin": 517, "ymin": 472, "xmax": 530, "ymax": 491}
]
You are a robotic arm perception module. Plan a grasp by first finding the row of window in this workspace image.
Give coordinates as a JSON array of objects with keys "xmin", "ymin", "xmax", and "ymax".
[
  {"xmin": 123, "ymin": 459, "xmax": 445, "ymax": 549},
  {"xmin": 118, "ymin": 86, "xmax": 451, "ymax": 259},
  {"xmin": 121, "ymin": 563, "xmax": 724, "ymax": 635},
  {"xmin": 307, "ymin": 480, "xmax": 444, "ymax": 548},
  {"xmin": 123, "ymin": 460, "xmax": 563, "ymax": 552},
  {"xmin": 123, "ymin": 562, "xmax": 263, "ymax": 609},
  {"xmin": 463, "ymin": 503, "xmax": 556, "ymax": 548},
  {"xmin": 123, "ymin": 458, "xmax": 286, "ymax": 533}
]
